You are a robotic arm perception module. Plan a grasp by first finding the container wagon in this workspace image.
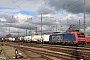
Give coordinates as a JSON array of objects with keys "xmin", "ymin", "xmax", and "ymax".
[
  {"xmin": 8, "ymin": 37, "xmax": 15, "ymax": 42},
  {"xmin": 15, "ymin": 36, "xmax": 24, "ymax": 42},
  {"xmin": 31, "ymin": 34, "xmax": 50, "ymax": 43},
  {"xmin": 24, "ymin": 36, "xmax": 32, "ymax": 42},
  {"xmin": 31, "ymin": 35, "xmax": 44, "ymax": 43},
  {"xmin": 4, "ymin": 37, "xmax": 9, "ymax": 41}
]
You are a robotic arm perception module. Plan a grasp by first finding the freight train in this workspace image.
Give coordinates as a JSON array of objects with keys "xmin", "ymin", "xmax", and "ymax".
[
  {"xmin": 0, "ymin": 25, "xmax": 88, "ymax": 46},
  {"xmin": 1, "ymin": 31, "xmax": 86, "ymax": 46}
]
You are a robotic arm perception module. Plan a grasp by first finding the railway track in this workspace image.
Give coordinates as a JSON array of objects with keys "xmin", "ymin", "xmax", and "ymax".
[
  {"xmin": 3, "ymin": 42, "xmax": 90, "ymax": 60},
  {"xmin": 6, "ymin": 43, "xmax": 76, "ymax": 60},
  {"xmin": 25, "ymin": 43, "xmax": 90, "ymax": 60}
]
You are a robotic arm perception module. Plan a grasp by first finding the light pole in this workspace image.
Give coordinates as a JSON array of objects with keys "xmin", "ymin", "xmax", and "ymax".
[
  {"xmin": 41, "ymin": 13, "xmax": 43, "ymax": 44},
  {"xmin": 29, "ymin": 25, "xmax": 31, "ymax": 36},
  {"xmin": 56, "ymin": 24, "xmax": 57, "ymax": 32},
  {"xmin": 55, "ymin": 20, "xmax": 58, "ymax": 32},
  {"xmin": 9, "ymin": 25, "xmax": 10, "ymax": 35},
  {"xmin": 79, "ymin": 20, "xmax": 80, "ymax": 32},
  {"xmin": 8, "ymin": 25, "xmax": 11, "ymax": 37},
  {"xmin": 29, "ymin": 17, "xmax": 32, "ymax": 36},
  {"xmin": 36, "ymin": 25, "xmax": 37, "ymax": 34},
  {"xmin": 26, "ymin": 29, "xmax": 27, "ymax": 36}
]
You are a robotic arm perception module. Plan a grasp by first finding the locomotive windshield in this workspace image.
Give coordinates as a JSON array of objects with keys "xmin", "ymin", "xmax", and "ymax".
[{"xmin": 78, "ymin": 33, "xmax": 85, "ymax": 38}]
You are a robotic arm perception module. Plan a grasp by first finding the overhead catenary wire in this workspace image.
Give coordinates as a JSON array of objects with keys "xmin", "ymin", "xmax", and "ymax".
[
  {"xmin": 11, "ymin": 0, "xmax": 31, "ymax": 16},
  {"xmin": 11, "ymin": 0, "xmax": 29, "ymax": 7},
  {"xmin": 1, "ymin": 0, "xmax": 89, "ymax": 17},
  {"xmin": 68, "ymin": 0, "xmax": 90, "ymax": 12},
  {"xmin": 0, "ymin": 0, "xmax": 22, "ymax": 14},
  {"xmin": 11, "ymin": 0, "xmax": 35, "ymax": 21},
  {"xmin": 11, "ymin": 0, "xmax": 90, "ymax": 17}
]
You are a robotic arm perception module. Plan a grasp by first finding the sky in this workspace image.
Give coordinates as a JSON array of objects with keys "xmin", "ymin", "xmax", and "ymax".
[{"xmin": 0, "ymin": 0, "xmax": 90, "ymax": 37}]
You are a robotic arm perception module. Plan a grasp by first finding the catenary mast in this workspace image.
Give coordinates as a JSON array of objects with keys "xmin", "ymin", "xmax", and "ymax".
[{"xmin": 84, "ymin": 0, "xmax": 86, "ymax": 36}]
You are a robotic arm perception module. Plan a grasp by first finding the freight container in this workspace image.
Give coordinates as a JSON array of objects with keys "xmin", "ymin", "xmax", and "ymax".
[
  {"xmin": 0, "ymin": 38, "xmax": 4, "ymax": 42},
  {"xmin": 24, "ymin": 36, "xmax": 32, "ymax": 42},
  {"xmin": 43, "ymin": 34, "xmax": 50, "ymax": 43},
  {"xmin": 32, "ymin": 34, "xmax": 50, "ymax": 43},
  {"xmin": 4, "ymin": 37, "xmax": 9, "ymax": 41},
  {"xmin": 31, "ymin": 35, "xmax": 43, "ymax": 43},
  {"xmin": 15, "ymin": 37, "xmax": 24, "ymax": 42},
  {"xmin": 8, "ymin": 37, "xmax": 15, "ymax": 42}
]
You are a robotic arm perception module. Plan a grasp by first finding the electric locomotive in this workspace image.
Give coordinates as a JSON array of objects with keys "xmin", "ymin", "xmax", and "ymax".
[{"xmin": 49, "ymin": 32, "xmax": 86, "ymax": 45}]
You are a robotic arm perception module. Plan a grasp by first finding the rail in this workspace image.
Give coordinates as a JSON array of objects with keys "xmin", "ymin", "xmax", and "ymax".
[{"xmin": 1, "ymin": 46, "xmax": 10, "ymax": 60}]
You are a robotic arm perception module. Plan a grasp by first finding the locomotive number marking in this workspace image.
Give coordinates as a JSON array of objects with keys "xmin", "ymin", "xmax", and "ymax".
[{"xmin": 52, "ymin": 35, "xmax": 63, "ymax": 40}]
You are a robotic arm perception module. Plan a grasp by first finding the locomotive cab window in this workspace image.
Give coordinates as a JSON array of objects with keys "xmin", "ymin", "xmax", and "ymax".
[{"xmin": 78, "ymin": 33, "xmax": 85, "ymax": 38}]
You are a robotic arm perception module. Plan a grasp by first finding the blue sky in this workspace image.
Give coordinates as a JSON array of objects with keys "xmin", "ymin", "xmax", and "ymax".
[
  {"xmin": 0, "ymin": 7, "xmax": 37, "ymax": 18},
  {"xmin": 11, "ymin": 10, "xmax": 38, "ymax": 18}
]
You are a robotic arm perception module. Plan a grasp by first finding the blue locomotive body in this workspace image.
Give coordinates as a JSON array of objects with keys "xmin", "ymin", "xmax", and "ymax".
[{"xmin": 62, "ymin": 34, "xmax": 76, "ymax": 41}]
